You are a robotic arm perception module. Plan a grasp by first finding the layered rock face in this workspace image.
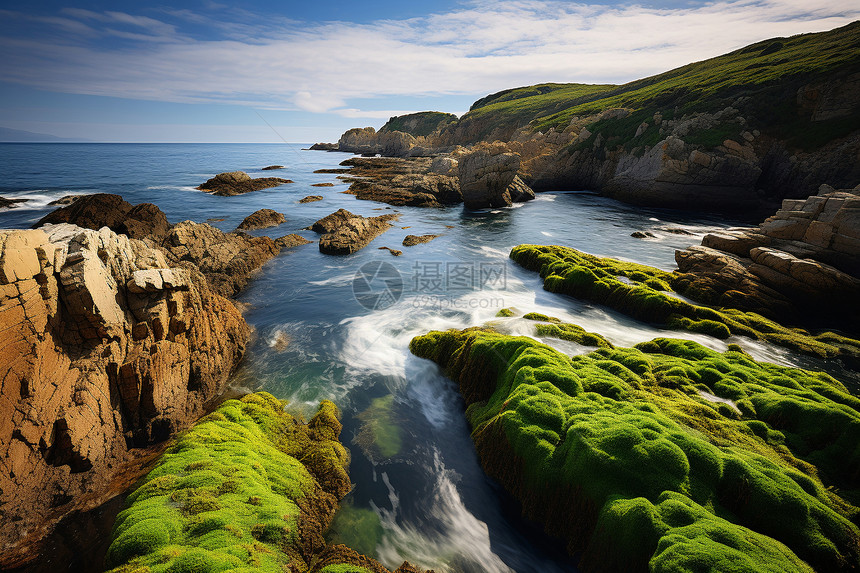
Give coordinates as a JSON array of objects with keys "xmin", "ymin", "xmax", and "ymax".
[
  {"xmin": 311, "ymin": 208, "xmax": 398, "ymax": 255},
  {"xmin": 458, "ymin": 143, "xmax": 535, "ymax": 208},
  {"xmin": 675, "ymin": 185, "xmax": 860, "ymax": 328},
  {"xmin": 197, "ymin": 171, "xmax": 292, "ymax": 196},
  {"xmin": 0, "ymin": 224, "xmax": 249, "ymax": 562},
  {"xmin": 337, "ymin": 127, "xmax": 418, "ymax": 157}
]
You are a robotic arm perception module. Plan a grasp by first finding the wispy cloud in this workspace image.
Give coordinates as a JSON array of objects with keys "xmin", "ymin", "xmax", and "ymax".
[{"xmin": 1, "ymin": 1, "xmax": 858, "ymax": 118}]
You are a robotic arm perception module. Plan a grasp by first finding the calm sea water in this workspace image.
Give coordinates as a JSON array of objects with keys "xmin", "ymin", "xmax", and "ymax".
[{"xmin": 2, "ymin": 143, "xmax": 854, "ymax": 572}]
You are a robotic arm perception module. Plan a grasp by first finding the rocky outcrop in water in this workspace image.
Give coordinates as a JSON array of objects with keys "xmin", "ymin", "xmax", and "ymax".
[
  {"xmin": 311, "ymin": 208, "xmax": 398, "ymax": 255},
  {"xmin": 35, "ymin": 194, "xmax": 299, "ymax": 298},
  {"xmin": 309, "ymin": 142, "xmax": 339, "ymax": 151},
  {"xmin": 300, "ymin": 195, "xmax": 324, "ymax": 202},
  {"xmin": 0, "ymin": 224, "xmax": 249, "ymax": 565},
  {"xmin": 235, "ymin": 208, "xmax": 285, "ymax": 230},
  {"xmin": 197, "ymin": 171, "xmax": 292, "ymax": 196},
  {"xmin": 674, "ymin": 184, "xmax": 860, "ymax": 328},
  {"xmin": 402, "ymin": 234, "xmax": 439, "ymax": 246},
  {"xmin": 339, "ymin": 157, "xmax": 462, "ymax": 207},
  {"xmin": 261, "ymin": 164, "xmax": 284, "ymax": 170},
  {"xmin": 0, "ymin": 197, "xmax": 29, "ymax": 209},
  {"xmin": 458, "ymin": 143, "xmax": 535, "ymax": 208}
]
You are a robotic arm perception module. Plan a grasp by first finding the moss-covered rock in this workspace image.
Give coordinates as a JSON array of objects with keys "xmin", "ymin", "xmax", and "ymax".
[
  {"xmin": 510, "ymin": 244, "xmax": 860, "ymax": 362},
  {"xmin": 409, "ymin": 328, "xmax": 860, "ymax": 572},
  {"xmin": 104, "ymin": 393, "xmax": 429, "ymax": 573}
]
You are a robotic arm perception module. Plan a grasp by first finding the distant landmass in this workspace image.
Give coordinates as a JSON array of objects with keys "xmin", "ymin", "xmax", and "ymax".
[{"xmin": 0, "ymin": 127, "xmax": 88, "ymax": 142}]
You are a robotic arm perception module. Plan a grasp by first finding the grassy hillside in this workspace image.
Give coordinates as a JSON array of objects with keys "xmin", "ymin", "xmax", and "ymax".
[
  {"xmin": 379, "ymin": 111, "xmax": 458, "ymax": 137},
  {"xmin": 448, "ymin": 22, "xmax": 860, "ymax": 146}
]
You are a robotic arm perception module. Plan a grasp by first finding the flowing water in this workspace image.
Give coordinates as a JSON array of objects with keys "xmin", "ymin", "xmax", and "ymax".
[{"xmin": 2, "ymin": 143, "xmax": 856, "ymax": 572}]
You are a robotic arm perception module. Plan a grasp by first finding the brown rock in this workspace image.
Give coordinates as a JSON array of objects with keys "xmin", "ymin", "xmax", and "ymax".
[
  {"xmin": 458, "ymin": 143, "xmax": 535, "ymax": 208},
  {"xmin": 35, "ymin": 194, "xmax": 169, "ymax": 243},
  {"xmin": 261, "ymin": 165, "xmax": 284, "ymax": 170},
  {"xmin": 312, "ymin": 182, "xmax": 335, "ymax": 187},
  {"xmin": 196, "ymin": 171, "xmax": 292, "ymax": 196},
  {"xmin": 236, "ymin": 209, "xmax": 286, "ymax": 231},
  {"xmin": 402, "ymin": 234, "xmax": 439, "ymax": 246},
  {"xmin": 274, "ymin": 234, "xmax": 312, "ymax": 249},
  {"xmin": 312, "ymin": 209, "xmax": 398, "ymax": 255},
  {"xmin": 48, "ymin": 195, "xmax": 85, "ymax": 206},
  {"xmin": 0, "ymin": 224, "xmax": 249, "ymax": 563},
  {"xmin": 300, "ymin": 195, "xmax": 324, "ymax": 203},
  {"xmin": 339, "ymin": 157, "xmax": 462, "ymax": 207},
  {"xmin": 379, "ymin": 246, "xmax": 403, "ymax": 256}
]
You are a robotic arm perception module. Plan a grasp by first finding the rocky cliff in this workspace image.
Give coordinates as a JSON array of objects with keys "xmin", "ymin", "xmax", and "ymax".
[
  {"xmin": 0, "ymin": 223, "xmax": 249, "ymax": 565},
  {"xmin": 328, "ymin": 23, "xmax": 860, "ymax": 212}
]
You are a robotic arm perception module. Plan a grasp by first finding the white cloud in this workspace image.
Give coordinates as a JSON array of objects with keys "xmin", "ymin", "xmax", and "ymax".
[{"xmin": 1, "ymin": 0, "xmax": 858, "ymax": 115}]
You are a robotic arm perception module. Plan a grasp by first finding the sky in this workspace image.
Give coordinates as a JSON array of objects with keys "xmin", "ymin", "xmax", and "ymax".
[{"xmin": 0, "ymin": 0, "xmax": 857, "ymax": 142}]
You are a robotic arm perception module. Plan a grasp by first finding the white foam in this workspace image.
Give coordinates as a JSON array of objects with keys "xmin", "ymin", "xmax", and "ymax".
[{"xmin": 375, "ymin": 452, "xmax": 514, "ymax": 573}]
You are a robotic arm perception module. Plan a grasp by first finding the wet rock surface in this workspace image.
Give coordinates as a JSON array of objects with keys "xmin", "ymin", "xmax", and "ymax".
[
  {"xmin": 458, "ymin": 142, "xmax": 535, "ymax": 208},
  {"xmin": 402, "ymin": 234, "xmax": 440, "ymax": 246},
  {"xmin": 196, "ymin": 171, "xmax": 292, "ymax": 196},
  {"xmin": 338, "ymin": 156, "xmax": 462, "ymax": 207},
  {"xmin": 0, "ymin": 197, "xmax": 29, "ymax": 209},
  {"xmin": 311, "ymin": 208, "xmax": 398, "ymax": 255},
  {"xmin": 675, "ymin": 185, "xmax": 860, "ymax": 328},
  {"xmin": 235, "ymin": 208, "xmax": 286, "ymax": 231}
]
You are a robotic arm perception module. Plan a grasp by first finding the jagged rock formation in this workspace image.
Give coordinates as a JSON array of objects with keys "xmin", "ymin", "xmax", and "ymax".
[
  {"xmin": 311, "ymin": 208, "xmax": 398, "ymax": 255},
  {"xmin": 0, "ymin": 224, "xmax": 249, "ymax": 565},
  {"xmin": 458, "ymin": 143, "xmax": 535, "ymax": 208},
  {"xmin": 235, "ymin": 208, "xmax": 286, "ymax": 230},
  {"xmin": 309, "ymin": 142, "xmax": 339, "ymax": 151},
  {"xmin": 35, "ymin": 194, "xmax": 298, "ymax": 298},
  {"xmin": 339, "ymin": 157, "xmax": 462, "ymax": 207},
  {"xmin": 337, "ymin": 127, "xmax": 418, "ymax": 157},
  {"xmin": 410, "ymin": 323, "xmax": 860, "ymax": 573},
  {"xmin": 674, "ymin": 184, "xmax": 860, "ymax": 328},
  {"xmin": 197, "ymin": 171, "xmax": 292, "ymax": 196}
]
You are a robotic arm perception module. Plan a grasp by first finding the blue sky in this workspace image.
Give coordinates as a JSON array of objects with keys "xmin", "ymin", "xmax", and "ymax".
[{"xmin": 1, "ymin": 1, "xmax": 857, "ymax": 142}]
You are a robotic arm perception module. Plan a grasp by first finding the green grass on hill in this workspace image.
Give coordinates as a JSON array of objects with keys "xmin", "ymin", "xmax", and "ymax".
[
  {"xmin": 379, "ymin": 111, "xmax": 459, "ymax": 137},
  {"xmin": 451, "ymin": 22, "xmax": 860, "ymax": 147}
]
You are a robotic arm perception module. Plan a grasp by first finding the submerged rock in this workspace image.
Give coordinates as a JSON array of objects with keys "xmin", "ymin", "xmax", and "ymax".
[
  {"xmin": 311, "ymin": 208, "xmax": 398, "ymax": 255},
  {"xmin": 235, "ymin": 208, "xmax": 286, "ymax": 231},
  {"xmin": 261, "ymin": 164, "xmax": 284, "ymax": 170},
  {"xmin": 197, "ymin": 171, "xmax": 292, "ymax": 196},
  {"xmin": 0, "ymin": 196, "xmax": 29, "ymax": 209},
  {"xmin": 312, "ymin": 182, "xmax": 335, "ymax": 188},
  {"xmin": 402, "ymin": 234, "xmax": 439, "ymax": 246},
  {"xmin": 300, "ymin": 195, "xmax": 324, "ymax": 203},
  {"xmin": 410, "ymin": 326, "xmax": 860, "ymax": 573}
]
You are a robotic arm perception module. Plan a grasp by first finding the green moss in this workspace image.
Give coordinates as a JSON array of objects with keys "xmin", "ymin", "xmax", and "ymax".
[
  {"xmin": 409, "ymin": 328, "xmax": 860, "ymax": 573},
  {"xmin": 105, "ymin": 394, "xmax": 351, "ymax": 573},
  {"xmin": 495, "ymin": 308, "xmax": 516, "ymax": 317},
  {"xmin": 378, "ymin": 111, "xmax": 458, "ymax": 137},
  {"xmin": 354, "ymin": 395, "xmax": 403, "ymax": 460},
  {"xmin": 450, "ymin": 22, "xmax": 860, "ymax": 151},
  {"xmin": 510, "ymin": 244, "xmax": 860, "ymax": 363}
]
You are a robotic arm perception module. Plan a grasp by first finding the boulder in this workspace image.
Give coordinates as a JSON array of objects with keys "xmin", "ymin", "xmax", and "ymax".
[
  {"xmin": 300, "ymin": 195, "xmax": 324, "ymax": 202},
  {"xmin": 308, "ymin": 142, "xmax": 339, "ymax": 151},
  {"xmin": 311, "ymin": 208, "xmax": 398, "ymax": 255},
  {"xmin": 197, "ymin": 171, "xmax": 292, "ymax": 196},
  {"xmin": 458, "ymin": 143, "xmax": 535, "ymax": 208},
  {"xmin": 235, "ymin": 208, "xmax": 286, "ymax": 231},
  {"xmin": 35, "ymin": 194, "xmax": 170, "ymax": 243},
  {"xmin": 48, "ymin": 195, "xmax": 84, "ymax": 206},
  {"xmin": 274, "ymin": 234, "xmax": 312, "ymax": 249},
  {"xmin": 261, "ymin": 165, "xmax": 284, "ymax": 170},
  {"xmin": 0, "ymin": 225, "xmax": 249, "ymax": 563}
]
